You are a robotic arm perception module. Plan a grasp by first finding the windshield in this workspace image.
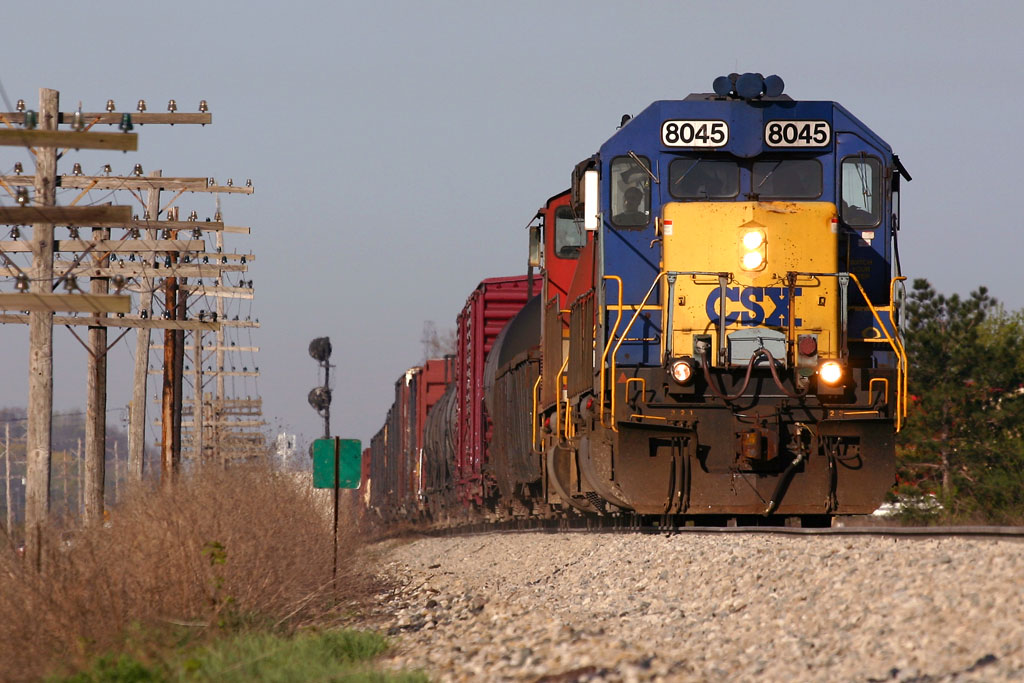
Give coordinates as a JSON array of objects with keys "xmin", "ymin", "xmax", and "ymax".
[
  {"xmin": 752, "ymin": 159, "xmax": 822, "ymax": 199},
  {"xmin": 554, "ymin": 206, "xmax": 585, "ymax": 258},
  {"xmin": 668, "ymin": 158, "xmax": 739, "ymax": 199}
]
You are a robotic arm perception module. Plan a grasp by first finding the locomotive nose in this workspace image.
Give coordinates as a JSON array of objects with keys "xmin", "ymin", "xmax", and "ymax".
[{"xmin": 660, "ymin": 200, "xmax": 841, "ymax": 370}]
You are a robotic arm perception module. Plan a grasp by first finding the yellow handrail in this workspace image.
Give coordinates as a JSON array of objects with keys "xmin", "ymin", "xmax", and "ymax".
[
  {"xmin": 868, "ymin": 377, "xmax": 889, "ymax": 409},
  {"xmin": 889, "ymin": 275, "xmax": 909, "ymax": 424},
  {"xmin": 607, "ymin": 272, "xmax": 668, "ymax": 432},
  {"xmin": 598, "ymin": 275, "xmax": 624, "ymax": 427},
  {"xmin": 625, "ymin": 377, "xmax": 647, "ymax": 407},
  {"xmin": 554, "ymin": 354, "xmax": 569, "ymax": 441},
  {"xmin": 530, "ymin": 374, "xmax": 543, "ymax": 455},
  {"xmin": 847, "ymin": 273, "xmax": 909, "ymax": 430}
]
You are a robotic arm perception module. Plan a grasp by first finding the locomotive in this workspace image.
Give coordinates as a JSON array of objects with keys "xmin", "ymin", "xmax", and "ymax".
[{"xmin": 362, "ymin": 74, "xmax": 909, "ymax": 526}]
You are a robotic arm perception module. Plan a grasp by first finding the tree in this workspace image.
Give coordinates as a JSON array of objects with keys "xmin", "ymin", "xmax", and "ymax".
[{"xmin": 899, "ymin": 279, "xmax": 1024, "ymax": 521}]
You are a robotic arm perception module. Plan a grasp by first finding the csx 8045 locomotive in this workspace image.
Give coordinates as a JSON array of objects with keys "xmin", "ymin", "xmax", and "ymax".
[{"xmin": 366, "ymin": 74, "xmax": 909, "ymax": 525}]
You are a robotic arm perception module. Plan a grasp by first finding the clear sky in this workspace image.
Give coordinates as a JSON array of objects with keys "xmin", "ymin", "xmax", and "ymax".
[{"xmin": 1, "ymin": 1, "xmax": 1022, "ymax": 450}]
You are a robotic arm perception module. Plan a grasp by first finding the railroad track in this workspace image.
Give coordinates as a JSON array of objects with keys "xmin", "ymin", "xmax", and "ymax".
[{"xmin": 413, "ymin": 516, "xmax": 1024, "ymax": 540}]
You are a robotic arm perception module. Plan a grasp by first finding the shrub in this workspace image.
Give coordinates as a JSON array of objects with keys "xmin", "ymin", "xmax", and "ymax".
[{"xmin": 0, "ymin": 465, "xmax": 371, "ymax": 680}]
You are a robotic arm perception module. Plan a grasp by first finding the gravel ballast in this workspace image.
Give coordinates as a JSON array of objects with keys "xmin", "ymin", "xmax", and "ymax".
[{"xmin": 368, "ymin": 531, "xmax": 1024, "ymax": 681}]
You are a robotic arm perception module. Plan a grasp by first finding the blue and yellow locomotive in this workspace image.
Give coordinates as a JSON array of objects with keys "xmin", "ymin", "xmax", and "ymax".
[{"xmin": 528, "ymin": 74, "xmax": 909, "ymax": 521}]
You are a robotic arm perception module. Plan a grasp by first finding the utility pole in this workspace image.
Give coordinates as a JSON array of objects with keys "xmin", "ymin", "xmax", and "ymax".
[
  {"xmin": 1, "ymin": 96, "xmax": 253, "ymax": 511},
  {"xmin": 4, "ymin": 424, "xmax": 11, "ymax": 534},
  {"xmin": 215, "ymin": 229, "xmax": 226, "ymax": 465},
  {"xmin": 76, "ymin": 439, "xmax": 82, "ymax": 516},
  {"xmin": 161, "ymin": 243, "xmax": 179, "ymax": 481},
  {"xmin": 128, "ymin": 171, "xmax": 162, "ymax": 481},
  {"xmin": 83, "ymin": 223, "xmax": 111, "ymax": 524},
  {"xmin": 25, "ymin": 88, "xmax": 58, "ymax": 566},
  {"xmin": 113, "ymin": 440, "xmax": 119, "ymax": 502},
  {"xmin": 193, "ymin": 330, "xmax": 204, "ymax": 463}
]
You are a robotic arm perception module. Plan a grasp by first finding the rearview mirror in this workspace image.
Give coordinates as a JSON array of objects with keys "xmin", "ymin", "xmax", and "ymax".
[{"xmin": 528, "ymin": 224, "xmax": 541, "ymax": 268}]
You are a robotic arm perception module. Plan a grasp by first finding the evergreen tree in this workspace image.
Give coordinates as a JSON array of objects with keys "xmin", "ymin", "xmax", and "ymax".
[{"xmin": 899, "ymin": 279, "xmax": 1024, "ymax": 521}]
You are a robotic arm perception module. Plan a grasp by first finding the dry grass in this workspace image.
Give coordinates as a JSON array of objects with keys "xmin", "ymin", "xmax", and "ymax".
[{"xmin": 0, "ymin": 465, "xmax": 372, "ymax": 681}]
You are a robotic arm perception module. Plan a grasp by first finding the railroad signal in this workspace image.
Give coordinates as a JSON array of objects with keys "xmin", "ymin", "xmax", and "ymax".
[{"xmin": 308, "ymin": 336, "xmax": 332, "ymax": 438}]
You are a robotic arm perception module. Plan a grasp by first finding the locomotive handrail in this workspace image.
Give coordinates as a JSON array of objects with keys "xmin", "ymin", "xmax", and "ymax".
[
  {"xmin": 554, "ymin": 353, "xmax": 570, "ymax": 442},
  {"xmin": 530, "ymin": 374, "xmax": 543, "ymax": 455},
  {"xmin": 786, "ymin": 271, "xmax": 909, "ymax": 430},
  {"xmin": 606, "ymin": 272, "xmax": 666, "ymax": 432},
  {"xmin": 625, "ymin": 377, "xmax": 647, "ymax": 412},
  {"xmin": 890, "ymin": 275, "xmax": 909, "ymax": 425},
  {"xmin": 848, "ymin": 272, "xmax": 908, "ymax": 430},
  {"xmin": 598, "ymin": 275, "xmax": 624, "ymax": 428},
  {"xmin": 604, "ymin": 270, "xmax": 730, "ymax": 432}
]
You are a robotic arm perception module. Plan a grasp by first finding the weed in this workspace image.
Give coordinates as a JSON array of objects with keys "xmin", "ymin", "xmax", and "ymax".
[{"xmin": 0, "ymin": 465, "xmax": 377, "ymax": 680}]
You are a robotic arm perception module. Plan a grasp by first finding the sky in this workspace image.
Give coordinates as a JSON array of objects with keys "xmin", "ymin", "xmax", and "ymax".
[{"xmin": 1, "ymin": 0, "xmax": 1022, "ymax": 452}]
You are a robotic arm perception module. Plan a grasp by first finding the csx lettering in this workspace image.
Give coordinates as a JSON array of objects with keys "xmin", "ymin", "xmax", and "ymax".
[{"xmin": 705, "ymin": 287, "xmax": 803, "ymax": 327}]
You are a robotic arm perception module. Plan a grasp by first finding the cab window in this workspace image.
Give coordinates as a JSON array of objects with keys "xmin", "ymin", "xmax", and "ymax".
[
  {"xmin": 668, "ymin": 158, "xmax": 739, "ymax": 199},
  {"xmin": 553, "ymin": 206, "xmax": 585, "ymax": 259},
  {"xmin": 610, "ymin": 156, "xmax": 651, "ymax": 228},
  {"xmin": 841, "ymin": 157, "xmax": 881, "ymax": 226},
  {"xmin": 752, "ymin": 159, "xmax": 822, "ymax": 199}
]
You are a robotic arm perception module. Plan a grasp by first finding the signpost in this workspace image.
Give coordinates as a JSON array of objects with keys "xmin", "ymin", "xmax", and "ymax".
[{"xmin": 312, "ymin": 437, "xmax": 361, "ymax": 581}]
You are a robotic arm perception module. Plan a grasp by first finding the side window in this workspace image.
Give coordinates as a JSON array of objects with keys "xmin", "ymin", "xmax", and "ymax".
[
  {"xmin": 841, "ymin": 157, "xmax": 881, "ymax": 226},
  {"xmin": 610, "ymin": 156, "xmax": 651, "ymax": 228},
  {"xmin": 553, "ymin": 206, "xmax": 585, "ymax": 259}
]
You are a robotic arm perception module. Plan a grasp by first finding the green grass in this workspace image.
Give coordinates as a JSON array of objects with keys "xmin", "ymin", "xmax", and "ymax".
[{"xmin": 58, "ymin": 630, "xmax": 428, "ymax": 683}]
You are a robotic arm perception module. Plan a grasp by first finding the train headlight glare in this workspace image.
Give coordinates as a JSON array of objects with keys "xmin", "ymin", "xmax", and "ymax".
[
  {"xmin": 741, "ymin": 251, "xmax": 764, "ymax": 270},
  {"xmin": 742, "ymin": 230, "xmax": 765, "ymax": 250},
  {"xmin": 740, "ymin": 229, "xmax": 766, "ymax": 271},
  {"xmin": 818, "ymin": 360, "xmax": 843, "ymax": 385},
  {"xmin": 669, "ymin": 358, "xmax": 696, "ymax": 385}
]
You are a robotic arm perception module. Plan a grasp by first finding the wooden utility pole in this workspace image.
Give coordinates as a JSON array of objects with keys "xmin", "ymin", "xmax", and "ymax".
[
  {"xmin": 2, "ymin": 97, "xmax": 249, "ymax": 500},
  {"xmin": 161, "ymin": 255, "xmax": 179, "ymax": 481},
  {"xmin": 216, "ymin": 229, "xmax": 226, "ymax": 465},
  {"xmin": 193, "ymin": 331, "xmax": 204, "ymax": 463},
  {"xmin": 83, "ymin": 224, "xmax": 111, "ymax": 524},
  {"xmin": 25, "ymin": 88, "xmax": 58, "ymax": 566},
  {"xmin": 76, "ymin": 439, "xmax": 82, "ymax": 515},
  {"xmin": 174, "ymin": 253, "xmax": 186, "ymax": 470},
  {"xmin": 128, "ymin": 171, "xmax": 162, "ymax": 481},
  {"xmin": 4, "ymin": 424, "xmax": 11, "ymax": 534},
  {"xmin": 113, "ymin": 441, "xmax": 119, "ymax": 502}
]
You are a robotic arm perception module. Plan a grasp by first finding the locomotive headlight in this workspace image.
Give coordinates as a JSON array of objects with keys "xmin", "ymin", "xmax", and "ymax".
[
  {"xmin": 742, "ymin": 229, "xmax": 765, "ymax": 250},
  {"xmin": 740, "ymin": 229, "xmax": 767, "ymax": 271},
  {"xmin": 669, "ymin": 358, "xmax": 697, "ymax": 385},
  {"xmin": 818, "ymin": 360, "xmax": 844, "ymax": 386},
  {"xmin": 741, "ymin": 251, "xmax": 764, "ymax": 270}
]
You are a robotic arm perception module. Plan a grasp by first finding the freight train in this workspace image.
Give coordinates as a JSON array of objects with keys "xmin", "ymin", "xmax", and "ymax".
[{"xmin": 359, "ymin": 74, "xmax": 909, "ymax": 527}]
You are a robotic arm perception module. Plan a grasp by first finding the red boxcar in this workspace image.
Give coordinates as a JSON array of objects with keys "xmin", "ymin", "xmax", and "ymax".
[
  {"xmin": 455, "ymin": 276, "xmax": 537, "ymax": 505},
  {"xmin": 365, "ymin": 358, "xmax": 455, "ymax": 522}
]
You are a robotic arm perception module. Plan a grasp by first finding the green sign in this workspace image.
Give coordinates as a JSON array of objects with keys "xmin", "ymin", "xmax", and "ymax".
[{"xmin": 312, "ymin": 438, "xmax": 362, "ymax": 489}]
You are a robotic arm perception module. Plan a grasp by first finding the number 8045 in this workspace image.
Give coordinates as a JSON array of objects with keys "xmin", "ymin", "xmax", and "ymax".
[
  {"xmin": 765, "ymin": 120, "xmax": 831, "ymax": 147},
  {"xmin": 661, "ymin": 120, "xmax": 728, "ymax": 147}
]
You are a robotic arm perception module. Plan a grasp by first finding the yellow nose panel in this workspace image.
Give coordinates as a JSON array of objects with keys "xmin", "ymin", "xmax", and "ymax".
[{"xmin": 661, "ymin": 201, "xmax": 840, "ymax": 364}]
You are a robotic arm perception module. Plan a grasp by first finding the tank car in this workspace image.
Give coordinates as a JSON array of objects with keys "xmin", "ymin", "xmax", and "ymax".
[{"xmin": 508, "ymin": 74, "xmax": 910, "ymax": 522}]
